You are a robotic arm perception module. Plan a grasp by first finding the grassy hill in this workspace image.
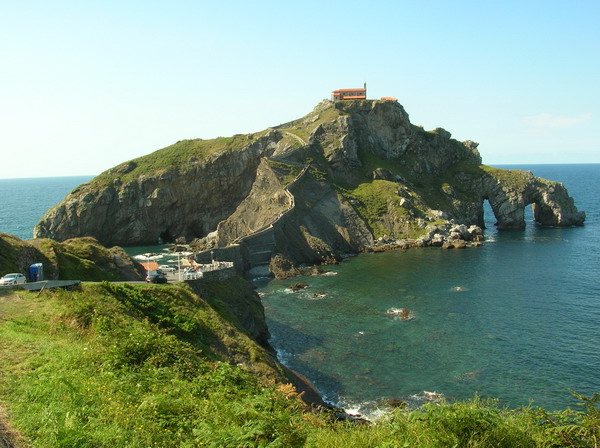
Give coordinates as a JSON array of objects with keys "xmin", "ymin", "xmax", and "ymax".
[
  {"xmin": 0, "ymin": 282, "xmax": 598, "ymax": 447},
  {"xmin": 0, "ymin": 234, "xmax": 144, "ymax": 282}
]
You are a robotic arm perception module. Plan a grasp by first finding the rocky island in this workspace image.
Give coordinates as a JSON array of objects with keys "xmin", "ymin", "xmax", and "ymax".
[
  {"xmin": 34, "ymin": 99, "xmax": 585, "ymax": 276},
  {"xmin": 3, "ymin": 99, "xmax": 596, "ymax": 448}
]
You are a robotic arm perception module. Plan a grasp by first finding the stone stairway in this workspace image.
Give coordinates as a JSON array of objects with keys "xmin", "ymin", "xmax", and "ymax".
[{"xmin": 234, "ymin": 163, "xmax": 309, "ymax": 271}]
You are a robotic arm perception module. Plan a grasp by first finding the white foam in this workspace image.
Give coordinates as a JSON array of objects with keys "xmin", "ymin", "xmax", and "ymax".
[
  {"xmin": 134, "ymin": 254, "xmax": 164, "ymax": 261},
  {"xmin": 336, "ymin": 398, "xmax": 389, "ymax": 422},
  {"xmin": 303, "ymin": 292, "xmax": 327, "ymax": 300},
  {"xmin": 274, "ymin": 347, "xmax": 294, "ymax": 365},
  {"xmin": 386, "ymin": 307, "xmax": 415, "ymax": 321},
  {"xmin": 251, "ymin": 276, "xmax": 271, "ymax": 282},
  {"xmin": 409, "ymin": 390, "xmax": 445, "ymax": 403}
]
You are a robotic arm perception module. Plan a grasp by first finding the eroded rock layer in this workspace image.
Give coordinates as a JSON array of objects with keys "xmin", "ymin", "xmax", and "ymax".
[{"xmin": 35, "ymin": 99, "xmax": 585, "ymax": 273}]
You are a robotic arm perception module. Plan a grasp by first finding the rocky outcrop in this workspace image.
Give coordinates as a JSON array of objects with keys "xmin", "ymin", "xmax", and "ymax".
[
  {"xmin": 187, "ymin": 276, "xmax": 272, "ymax": 350},
  {"xmin": 34, "ymin": 132, "xmax": 298, "ymax": 246},
  {"xmin": 480, "ymin": 171, "xmax": 585, "ymax": 229},
  {"xmin": 215, "ymin": 158, "xmax": 292, "ymax": 247},
  {"xmin": 34, "ymin": 99, "xmax": 585, "ymax": 274},
  {"xmin": 0, "ymin": 233, "xmax": 145, "ymax": 281}
]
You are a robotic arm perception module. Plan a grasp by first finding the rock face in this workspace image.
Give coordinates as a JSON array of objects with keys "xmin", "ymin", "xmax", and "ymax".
[
  {"xmin": 34, "ymin": 132, "xmax": 295, "ymax": 246},
  {"xmin": 35, "ymin": 99, "xmax": 585, "ymax": 274},
  {"xmin": 479, "ymin": 171, "xmax": 585, "ymax": 229}
]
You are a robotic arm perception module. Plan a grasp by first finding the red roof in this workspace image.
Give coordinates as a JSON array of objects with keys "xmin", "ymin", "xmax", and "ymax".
[
  {"xmin": 332, "ymin": 88, "xmax": 366, "ymax": 93},
  {"xmin": 141, "ymin": 261, "xmax": 159, "ymax": 271}
]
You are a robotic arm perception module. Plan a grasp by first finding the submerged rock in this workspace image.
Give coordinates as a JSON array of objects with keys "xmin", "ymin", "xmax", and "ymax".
[{"xmin": 289, "ymin": 282, "xmax": 308, "ymax": 292}]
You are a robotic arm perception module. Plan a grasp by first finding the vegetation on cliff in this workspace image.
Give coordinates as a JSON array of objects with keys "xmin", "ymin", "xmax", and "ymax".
[
  {"xmin": 1, "ymin": 283, "xmax": 598, "ymax": 447},
  {"xmin": 92, "ymin": 132, "xmax": 270, "ymax": 187},
  {"xmin": 0, "ymin": 234, "xmax": 143, "ymax": 281},
  {"xmin": 34, "ymin": 99, "xmax": 584, "ymax": 264}
]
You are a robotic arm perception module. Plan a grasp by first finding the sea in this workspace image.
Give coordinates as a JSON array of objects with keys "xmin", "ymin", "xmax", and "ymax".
[
  {"xmin": 1, "ymin": 165, "xmax": 599, "ymax": 414},
  {"xmin": 257, "ymin": 164, "xmax": 600, "ymax": 414}
]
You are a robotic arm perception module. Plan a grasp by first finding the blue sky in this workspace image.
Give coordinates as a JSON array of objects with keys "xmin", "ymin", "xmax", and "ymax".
[{"xmin": 0, "ymin": 0, "xmax": 598, "ymax": 179}]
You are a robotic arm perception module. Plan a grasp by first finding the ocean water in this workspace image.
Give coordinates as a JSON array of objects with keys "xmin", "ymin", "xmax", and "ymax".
[
  {"xmin": 257, "ymin": 164, "xmax": 600, "ymax": 413},
  {"xmin": 1, "ymin": 166, "xmax": 598, "ymax": 414},
  {"xmin": 0, "ymin": 176, "xmax": 93, "ymax": 240}
]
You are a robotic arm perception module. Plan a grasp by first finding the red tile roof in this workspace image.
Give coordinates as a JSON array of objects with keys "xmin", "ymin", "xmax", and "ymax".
[{"xmin": 332, "ymin": 88, "xmax": 367, "ymax": 93}]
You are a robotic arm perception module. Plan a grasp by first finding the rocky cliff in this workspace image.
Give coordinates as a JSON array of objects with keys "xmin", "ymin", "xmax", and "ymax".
[{"xmin": 35, "ymin": 99, "xmax": 585, "ymax": 273}]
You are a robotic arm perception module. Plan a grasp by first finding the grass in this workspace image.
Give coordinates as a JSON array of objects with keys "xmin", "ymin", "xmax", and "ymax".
[
  {"xmin": 306, "ymin": 396, "xmax": 600, "ymax": 447},
  {"xmin": 357, "ymin": 149, "xmax": 407, "ymax": 177},
  {"xmin": 267, "ymin": 160, "xmax": 303, "ymax": 185},
  {"xmin": 340, "ymin": 180, "xmax": 426, "ymax": 239},
  {"xmin": 1, "ymin": 284, "xmax": 599, "ymax": 447},
  {"xmin": 0, "ymin": 233, "xmax": 33, "ymax": 274},
  {"xmin": 0, "ymin": 282, "xmax": 305, "ymax": 447},
  {"xmin": 281, "ymin": 104, "xmax": 345, "ymax": 143},
  {"xmin": 92, "ymin": 131, "xmax": 269, "ymax": 186},
  {"xmin": 0, "ymin": 234, "xmax": 138, "ymax": 282},
  {"xmin": 87, "ymin": 104, "xmax": 344, "ymax": 188},
  {"xmin": 280, "ymin": 128, "xmax": 310, "ymax": 143},
  {"xmin": 35, "ymin": 238, "xmax": 124, "ymax": 281},
  {"xmin": 479, "ymin": 165, "xmax": 535, "ymax": 191}
]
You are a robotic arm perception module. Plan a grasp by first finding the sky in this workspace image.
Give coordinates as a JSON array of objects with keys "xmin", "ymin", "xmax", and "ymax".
[{"xmin": 0, "ymin": 0, "xmax": 598, "ymax": 179}]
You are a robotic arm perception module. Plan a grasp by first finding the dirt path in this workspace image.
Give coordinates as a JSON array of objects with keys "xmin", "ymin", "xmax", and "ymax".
[{"xmin": 0, "ymin": 406, "xmax": 23, "ymax": 448}]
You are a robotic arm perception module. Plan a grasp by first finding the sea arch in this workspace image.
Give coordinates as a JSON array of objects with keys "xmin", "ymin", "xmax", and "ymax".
[{"xmin": 480, "ymin": 173, "xmax": 585, "ymax": 230}]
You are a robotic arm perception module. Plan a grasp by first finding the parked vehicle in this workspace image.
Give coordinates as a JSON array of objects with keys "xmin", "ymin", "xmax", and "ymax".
[
  {"xmin": 146, "ymin": 273, "xmax": 168, "ymax": 284},
  {"xmin": 184, "ymin": 271, "xmax": 198, "ymax": 280},
  {"xmin": 0, "ymin": 273, "xmax": 27, "ymax": 285},
  {"xmin": 159, "ymin": 265, "xmax": 177, "ymax": 273}
]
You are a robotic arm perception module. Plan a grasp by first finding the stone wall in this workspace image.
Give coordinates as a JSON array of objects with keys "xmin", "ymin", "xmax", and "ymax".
[
  {"xmin": 199, "ymin": 267, "xmax": 236, "ymax": 281},
  {"xmin": 194, "ymin": 245, "xmax": 247, "ymax": 274}
]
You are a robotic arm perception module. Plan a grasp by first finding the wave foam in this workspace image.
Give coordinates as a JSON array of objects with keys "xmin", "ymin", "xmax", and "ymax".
[{"xmin": 386, "ymin": 307, "xmax": 414, "ymax": 321}]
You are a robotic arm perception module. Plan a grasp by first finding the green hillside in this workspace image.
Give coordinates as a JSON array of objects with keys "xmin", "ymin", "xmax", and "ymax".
[
  {"xmin": 0, "ymin": 234, "xmax": 143, "ymax": 282},
  {"xmin": 0, "ymin": 282, "xmax": 598, "ymax": 447}
]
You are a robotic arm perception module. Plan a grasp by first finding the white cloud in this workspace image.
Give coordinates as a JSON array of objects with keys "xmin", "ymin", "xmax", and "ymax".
[
  {"xmin": 523, "ymin": 112, "xmax": 592, "ymax": 134},
  {"xmin": 0, "ymin": 151, "xmax": 13, "ymax": 159}
]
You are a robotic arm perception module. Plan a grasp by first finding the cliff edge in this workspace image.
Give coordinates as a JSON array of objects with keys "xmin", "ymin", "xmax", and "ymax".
[{"xmin": 34, "ymin": 99, "xmax": 585, "ymax": 273}]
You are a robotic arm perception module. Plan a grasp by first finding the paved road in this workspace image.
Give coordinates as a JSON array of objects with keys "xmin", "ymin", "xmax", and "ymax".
[{"xmin": 0, "ymin": 280, "xmax": 80, "ymax": 292}]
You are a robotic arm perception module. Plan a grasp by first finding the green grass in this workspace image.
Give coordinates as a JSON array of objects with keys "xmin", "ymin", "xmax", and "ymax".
[
  {"xmin": 0, "ymin": 233, "xmax": 31, "ymax": 273},
  {"xmin": 281, "ymin": 104, "xmax": 344, "ymax": 143},
  {"xmin": 0, "ymin": 283, "xmax": 305, "ymax": 447},
  {"xmin": 86, "ymin": 103, "xmax": 344, "ymax": 188},
  {"xmin": 92, "ymin": 132, "xmax": 268, "ymax": 186},
  {"xmin": 307, "ymin": 395, "xmax": 600, "ymax": 447},
  {"xmin": 267, "ymin": 160, "xmax": 303, "ymax": 185},
  {"xmin": 1, "ymin": 285, "xmax": 599, "ymax": 447},
  {"xmin": 341, "ymin": 180, "xmax": 420, "ymax": 238},
  {"xmin": 280, "ymin": 128, "xmax": 310, "ymax": 143},
  {"xmin": 1, "ymin": 234, "xmax": 141, "ymax": 282},
  {"xmin": 357, "ymin": 149, "xmax": 407, "ymax": 177}
]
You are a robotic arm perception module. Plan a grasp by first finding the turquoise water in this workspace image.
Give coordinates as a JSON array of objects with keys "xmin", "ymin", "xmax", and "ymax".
[
  {"xmin": 258, "ymin": 164, "xmax": 600, "ymax": 413},
  {"xmin": 0, "ymin": 176, "xmax": 93, "ymax": 240},
  {"xmin": 2, "ymin": 167, "xmax": 599, "ymax": 413}
]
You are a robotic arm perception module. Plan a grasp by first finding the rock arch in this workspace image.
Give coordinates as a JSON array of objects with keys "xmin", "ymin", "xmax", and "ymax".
[{"xmin": 481, "ymin": 173, "xmax": 585, "ymax": 230}]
